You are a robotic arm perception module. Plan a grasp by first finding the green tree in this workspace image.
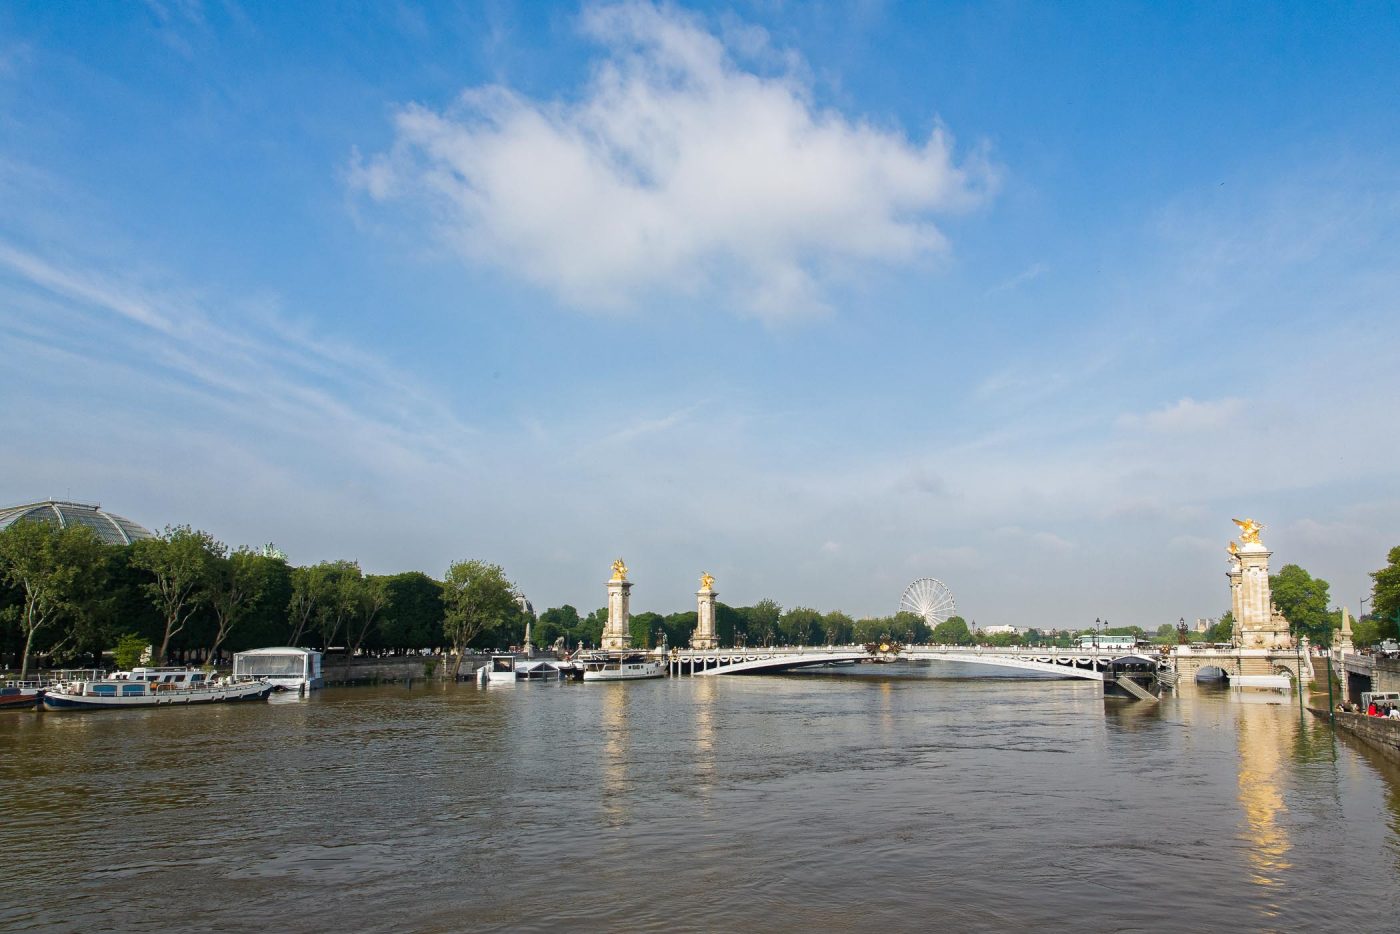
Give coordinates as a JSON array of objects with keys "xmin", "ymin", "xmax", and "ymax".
[
  {"xmin": 112, "ymin": 632, "xmax": 147, "ymax": 670},
  {"xmin": 715, "ymin": 602, "xmax": 744, "ymax": 646},
  {"xmin": 208, "ymin": 547, "xmax": 282, "ymax": 662},
  {"xmin": 1204, "ymin": 612, "xmax": 1235, "ymax": 644},
  {"xmin": 746, "ymin": 599, "xmax": 783, "ymax": 646},
  {"xmin": 852, "ymin": 616, "xmax": 888, "ymax": 644},
  {"xmin": 286, "ymin": 565, "xmax": 322, "ymax": 645},
  {"xmin": 932, "ymin": 615, "xmax": 973, "ymax": 646},
  {"xmin": 631, "ymin": 611, "xmax": 663, "ymax": 648},
  {"xmin": 1371, "ymin": 546, "xmax": 1400, "ymax": 628},
  {"xmin": 377, "ymin": 571, "xmax": 445, "ymax": 651},
  {"xmin": 127, "ymin": 525, "xmax": 223, "ymax": 666},
  {"xmin": 892, "ymin": 610, "xmax": 930, "ymax": 643},
  {"xmin": 779, "ymin": 607, "xmax": 823, "ymax": 646},
  {"xmin": 0, "ymin": 520, "xmax": 107, "ymax": 678},
  {"xmin": 662, "ymin": 611, "xmax": 697, "ymax": 648},
  {"xmin": 577, "ymin": 607, "xmax": 607, "ymax": 648},
  {"xmin": 441, "ymin": 560, "xmax": 517, "ymax": 678},
  {"xmin": 536, "ymin": 605, "xmax": 581, "ymax": 650},
  {"xmin": 311, "ymin": 560, "xmax": 363, "ymax": 650},
  {"xmin": 1354, "ymin": 615, "xmax": 1397, "ymax": 648},
  {"xmin": 822, "ymin": 610, "xmax": 854, "ymax": 644},
  {"xmin": 341, "ymin": 575, "xmax": 390, "ymax": 672},
  {"xmin": 1270, "ymin": 564, "xmax": 1334, "ymax": 643}
]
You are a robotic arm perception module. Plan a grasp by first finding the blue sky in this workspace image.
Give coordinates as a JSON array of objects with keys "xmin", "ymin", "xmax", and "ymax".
[{"xmin": 2, "ymin": 1, "xmax": 1397, "ymax": 628}]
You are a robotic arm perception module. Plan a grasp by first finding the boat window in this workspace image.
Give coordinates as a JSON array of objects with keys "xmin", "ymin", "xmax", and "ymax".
[
  {"xmin": 122, "ymin": 684, "xmax": 145, "ymax": 695},
  {"xmin": 174, "ymin": 674, "xmax": 186, "ymax": 682},
  {"xmin": 92, "ymin": 684, "xmax": 117, "ymax": 695}
]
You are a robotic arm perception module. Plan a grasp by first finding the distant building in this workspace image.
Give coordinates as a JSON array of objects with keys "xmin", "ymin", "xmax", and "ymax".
[
  {"xmin": 0, "ymin": 499, "xmax": 153, "ymax": 546},
  {"xmin": 1195, "ymin": 618, "xmax": 1210, "ymax": 633},
  {"xmin": 978, "ymin": 624, "xmax": 1022, "ymax": 636}
]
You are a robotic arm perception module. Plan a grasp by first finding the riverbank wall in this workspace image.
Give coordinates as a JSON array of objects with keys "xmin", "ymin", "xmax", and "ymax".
[
  {"xmin": 1310, "ymin": 707, "xmax": 1400, "ymax": 761},
  {"xmin": 321, "ymin": 654, "xmax": 485, "ymax": 685}
]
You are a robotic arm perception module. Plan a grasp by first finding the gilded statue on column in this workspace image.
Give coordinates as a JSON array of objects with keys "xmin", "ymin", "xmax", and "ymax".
[
  {"xmin": 700, "ymin": 572, "xmax": 715, "ymax": 591},
  {"xmin": 1232, "ymin": 518, "xmax": 1263, "ymax": 545},
  {"xmin": 610, "ymin": 558, "xmax": 628, "ymax": 582}
]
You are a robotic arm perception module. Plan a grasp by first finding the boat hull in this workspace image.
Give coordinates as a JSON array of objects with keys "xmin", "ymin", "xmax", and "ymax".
[
  {"xmin": 42, "ymin": 682, "xmax": 273, "ymax": 710},
  {"xmin": 582, "ymin": 663, "xmax": 665, "ymax": 681},
  {"xmin": 0, "ymin": 689, "xmax": 42, "ymax": 710}
]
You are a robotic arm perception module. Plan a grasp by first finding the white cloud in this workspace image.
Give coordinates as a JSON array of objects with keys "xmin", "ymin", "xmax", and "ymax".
[
  {"xmin": 351, "ymin": 0, "xmax": 994, "ymax": 319},
  {"xmin": 1117, "ymin": 396, "xmax": 1243, "ymax": 433}
]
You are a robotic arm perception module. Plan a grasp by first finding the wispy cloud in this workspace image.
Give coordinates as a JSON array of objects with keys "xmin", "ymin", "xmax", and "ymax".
[
  {"xmin": 1117, "ymin": 396, "xmax": 1243, "ymax": 433},
  {"xmin": 351, "ymin": 0, "xmax": 996, "ymax": 320},
  {"xmin": 0, "ymin": 241, "xmax": 476, "ymax": 476},
  {"xmin": 600, "ymin": 403, "xmax": 700, "ymax": 446},
  {"xmin": 984, "ymin": 261, "xmax": 1047, "ymax": 296}
]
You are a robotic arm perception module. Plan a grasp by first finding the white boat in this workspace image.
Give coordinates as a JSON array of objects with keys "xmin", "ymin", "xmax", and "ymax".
[
  {"xmin": 41, "ymin": 667, "xmax": 273, "ymax": 710},
  {"xmin": 578, "ymin": 651, "xmax": 665, "ymax": 681},
  {"xmin": 232, "ymin": 647, "xmax": 324, "ymax": 692},
  {"xmin": 477, "ymin": 655, "xmax": 577, "ymax": 683}
]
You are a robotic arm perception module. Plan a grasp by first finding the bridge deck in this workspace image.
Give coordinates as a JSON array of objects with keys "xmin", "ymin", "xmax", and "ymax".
[{"xmin": 666, "ymin": 645, "xmax": 1158, "ymax": 679}]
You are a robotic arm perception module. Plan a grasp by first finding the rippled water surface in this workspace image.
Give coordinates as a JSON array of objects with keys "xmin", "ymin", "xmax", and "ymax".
[{"xmin": 4, "ymin": 664, "xmax": 1399, "ymax": 932}]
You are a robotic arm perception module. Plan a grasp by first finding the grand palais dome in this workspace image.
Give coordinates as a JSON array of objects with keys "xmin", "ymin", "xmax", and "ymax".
[{"xmin": 0, "ymin": 500, "xmax": 154, "ymax": 546}]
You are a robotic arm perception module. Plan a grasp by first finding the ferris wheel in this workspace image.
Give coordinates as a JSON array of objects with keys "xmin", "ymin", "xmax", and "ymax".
[{"xmin": 899, "ymin": 578, "xmax": 956, "ymax": 626}]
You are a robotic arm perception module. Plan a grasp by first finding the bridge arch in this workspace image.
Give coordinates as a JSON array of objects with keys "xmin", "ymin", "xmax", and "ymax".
[{"xmin": 1194, "ymin": 665, "xmax": 1230, "ymax": 683}]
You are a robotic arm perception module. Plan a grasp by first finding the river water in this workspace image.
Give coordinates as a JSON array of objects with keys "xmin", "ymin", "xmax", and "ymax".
[{"xmin": 3, "ymin": 664, "xmax": 1399, "ymax": 932}]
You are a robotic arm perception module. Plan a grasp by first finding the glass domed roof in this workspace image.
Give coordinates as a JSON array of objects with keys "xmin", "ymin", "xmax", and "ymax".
[{"xmin": 0, "ymin": 500, "xmax": 154, "ymax": 546}]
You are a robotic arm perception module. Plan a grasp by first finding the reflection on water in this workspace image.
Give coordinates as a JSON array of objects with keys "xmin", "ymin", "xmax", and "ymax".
[
  {"xmin": 599, "ymin": 683, "xmax": 628, "ymax": 827},
  {"xmin": 1235, "ymin": 704, "xmax": 1293, "ymax": 893},
  {"xmin": 4, "ymin": 668, "xmax": 1400, "ymax": 932},
  {"xmin": 692, "ymin": 675, "xmax": 716, "ymax": 802}
]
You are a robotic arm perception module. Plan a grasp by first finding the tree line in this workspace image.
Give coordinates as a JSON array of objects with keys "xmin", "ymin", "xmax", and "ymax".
[
  {"xmin": 0, "ymin": 522, "xmax": 522, "ymax": 679},
  {"xmin": 6, "ymin": 517, "xmax": 1399, "ymax": 678}
]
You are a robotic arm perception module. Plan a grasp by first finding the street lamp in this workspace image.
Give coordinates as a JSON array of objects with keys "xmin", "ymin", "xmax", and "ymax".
[{"xmin": 1093, "ymin": 617, "xmax": 1100, "ymax": 650}]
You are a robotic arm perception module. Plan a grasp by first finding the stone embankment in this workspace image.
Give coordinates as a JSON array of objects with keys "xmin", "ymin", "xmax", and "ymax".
[{"xmin": 1311, "ymin": 707, "xmax": 1400, "ymax": 761}]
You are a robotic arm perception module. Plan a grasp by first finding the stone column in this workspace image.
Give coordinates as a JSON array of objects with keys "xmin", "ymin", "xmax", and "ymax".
[
  {"xmin": 1235, "ymin": 540, "xmax": 1291, "ymax": 650},
  {"xmin": 602, "ymin": 574, "xmax": 632, "ymax": 650},
  {"xmin": 1227, "ymin": 556, "xmax": 1243, "ymax": 638},
  {"xmin": 692, "ymin": 575, "xmax": 718, "ymax": 649}
]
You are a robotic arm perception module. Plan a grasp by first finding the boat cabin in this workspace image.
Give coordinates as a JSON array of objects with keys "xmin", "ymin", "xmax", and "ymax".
[
  {"xmin": 232, "ymin": 647, "xmax": 324, "ymax": 691},
  {"xmin": 120, "ymin": 667, "xmax": 212, "ymax": 685}
]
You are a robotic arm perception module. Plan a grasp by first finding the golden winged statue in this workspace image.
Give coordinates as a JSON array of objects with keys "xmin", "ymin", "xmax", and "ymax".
[
  {"xmin": 1227, "ymin": 541, "xmax": 1238, "ymax": 556},
  {"xmin": 700, "ymin": 572, "xmax": 715, "ymax": 591},
  {"xmin": 610, "ymin": 558, "xmax": 628, "ymax": 581},
  {"xmin": 1232, "ymin": 518, "xmax": 1263, "ymax": 545}
]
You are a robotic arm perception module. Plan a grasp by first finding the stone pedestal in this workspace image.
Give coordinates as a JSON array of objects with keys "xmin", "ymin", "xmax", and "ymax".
[
  {"xmin": 602, "ymin": 577, "xmax": 632, "ymax": 650},
  {"xmin": 692, "ymin": 585, "xmax": 718, "ymax": 649}
]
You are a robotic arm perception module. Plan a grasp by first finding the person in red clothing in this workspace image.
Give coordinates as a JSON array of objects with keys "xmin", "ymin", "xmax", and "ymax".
[{"xmin": 1368, "ymin": 702, "xmax": 1379, "ymax": 716}]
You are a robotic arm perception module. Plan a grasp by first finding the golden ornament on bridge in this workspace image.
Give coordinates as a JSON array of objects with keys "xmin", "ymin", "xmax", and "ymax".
[{"xmin": 1232, "ymin": 518, "xmax": 1263, "ymax": 545}]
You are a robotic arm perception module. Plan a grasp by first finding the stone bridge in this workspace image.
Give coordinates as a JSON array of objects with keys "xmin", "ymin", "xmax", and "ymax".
[{"xmin": 667, "ymin": 644, "xmax": 1163, "ymax": 681}]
